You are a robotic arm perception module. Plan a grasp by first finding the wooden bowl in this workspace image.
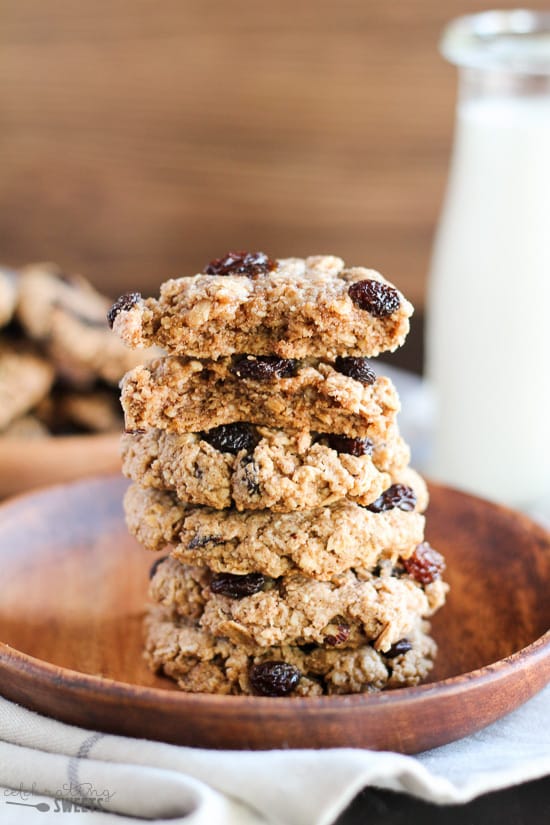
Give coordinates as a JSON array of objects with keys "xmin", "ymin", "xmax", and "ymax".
[
  {"xmin": 0, "ymin": 475, "xmax": 549, "ymax": 753},
  {"xmin": 0, "ymin": 434, "xmax": 121, "ymax": 498}
]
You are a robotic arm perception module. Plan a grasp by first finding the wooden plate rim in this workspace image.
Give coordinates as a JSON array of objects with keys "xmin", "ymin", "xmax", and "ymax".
[
  {"xmin": 1, "ymin": 474, "xmax": 549, "ymax": 716},
  {"xmin": 2, "ymin": 628, "xmax": 549, "ymax": 713}
]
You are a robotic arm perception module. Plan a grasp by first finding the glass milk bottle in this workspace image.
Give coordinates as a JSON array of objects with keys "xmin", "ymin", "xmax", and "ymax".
[{"xmin": 426, "ymin": 10, "xmax": 550, "ymax": 513}]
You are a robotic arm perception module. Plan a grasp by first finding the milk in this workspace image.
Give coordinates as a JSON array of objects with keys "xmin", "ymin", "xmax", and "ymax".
[{"xmin": 426, "ymin": 95, "xmax": 550, "ymax": 510}]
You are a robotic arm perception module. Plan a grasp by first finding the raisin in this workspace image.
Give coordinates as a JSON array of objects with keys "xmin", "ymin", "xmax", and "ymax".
[
  {"xmin": 201, "ymin": 423, "xmax": 260, "ymax": 455},
  {"xmin": 385, "ymin": 638, "xmax": 413, "ymax": 658},
  {"xmin": 366, "ymin": 484, "xmax": 416, "ymax": 513},
  {"xmin": 324, "ymin": 624, "xmax": 351, "ymax": 647},
  {"xmin": 240, "ymin": 454, "xmax": 261, "ymax": 496},
  {"xmin": 148, "ymin": 555, "xmax": 168, "ymax": 580},
  {"xmin": 230, "ymin": 355, "xmax": 297, "ymax": 381},
  {"xmin": 210, "ymin": 572, "xmax": 266, "ymax": 598},
  {"xmin": 348, "ymin": 280, "xmax": 400, "ymax": 317},
  {"xmin": 249, "ymin": 661, "xmax": 301, "ymax": 696},
  {"xmin": 333, "ymin": 357, "xmax": 376, "ymax": 385},
  {"xmin": 188, "ymin": 534, "xmax": 221, "ymax": 550},
  {"xmin": 107, "ymin": 292, "xmax": 142, "ymax": 328},
  {"xmin": 204, "ymin": 251, "xmax": 276, "ymax": 277},
  {"xmin": 57, "ymin": 271, "xmax": 78, "ymax": 285},
  {"xmin": 325, "ymin": 434, "xmax": 374, "ymax": 457},
  {"xmin": 402, "ymin": 542, "xmax": 445, "ymax": 584}
]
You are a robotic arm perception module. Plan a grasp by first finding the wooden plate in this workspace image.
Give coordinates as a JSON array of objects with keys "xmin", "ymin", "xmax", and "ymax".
[{"xmin": 0, "ymin": 475, "xmax": 549, "ymax": 753}]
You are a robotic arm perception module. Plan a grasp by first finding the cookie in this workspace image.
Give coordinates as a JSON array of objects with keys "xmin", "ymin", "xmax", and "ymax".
[
  {"xmin": 150, "ymin": 556, "xmax": 448, "ymax": 652},
  {"xmin": 109, "ymin": 254, "xmax": 413, "ymax": 360},
  {"xmin": 17, "ymin": 262, "xmax": 160, "ymax": 387},
  {"xmin": 58, "ymin": 389, "xmax": 122, "ymax": 433},
  {"xmin": 120, "ymin": 356, "xmax": 399, "ymax": 439},
  {"xmin": 121, "ymin": 423, "xmax": 414, "ymax": 511},
  {"xmin": 124, "ymin": 484, "xmax": 426, "ymax": 579},
  {"xmin": 0, "ymin": 343, "xmax": 55, "ymax": 431},
  {"xmin": 0, "ymin": 267, "xmax": 18, "ymax": 328},
  {"xmin": 17, "ymin": 262, "xmax": 108, "ymax": 340},
  {"xmin": 144, "ymin": 606, "xmax": 437, "ymax": 695}
]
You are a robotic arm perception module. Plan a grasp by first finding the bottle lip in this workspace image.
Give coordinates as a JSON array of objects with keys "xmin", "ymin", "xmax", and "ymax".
[{"xmin": 441, "ymin": 9, "xmax": 550, "ymax": 75}]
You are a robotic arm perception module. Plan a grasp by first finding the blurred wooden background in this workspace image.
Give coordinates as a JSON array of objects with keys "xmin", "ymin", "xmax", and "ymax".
[{"xmin": 0, "ymin": 0, "xmax": 547, "ymax": 317}]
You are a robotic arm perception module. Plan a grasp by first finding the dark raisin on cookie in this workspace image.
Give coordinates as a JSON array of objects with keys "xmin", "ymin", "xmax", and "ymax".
[
  {"xmin": 402, "ymin": 542, "xmax": 445, "ymax": 584},
  {"xmin": 210, "ymin": 572, "xmax": 266, "ymax": 599},
  {"xmin": 230, "ymin": 355, "xmax": 298, "ymax": 381},
  {"xmin": 384, "ymin": 638, "xmax": 413, "ymax": 659},
  {"xmin": 333, "ymin": 356, "xmax": 376, "ymax": 385},
  {"xmin": 249, "ymin": 661, "xmax": 301, "ymax": 696},
  {"xmin": 348, "ymin": 279, "xmax": 400, "ymax": 317},
  {"xmin": 148, "ymin": 555, "xmax": 168, "ymax": 580},
  {"xmin": 201, "ymin": 422, "xmax": 260, "ymax": 455},
  {"xmin": 107, "ymin": 292, "xmax": 142, "ymax": 328},
  {"xmin": 57, "ymin": 271, "xmax": 78, "ymax": 285},
  {"xmin": 204, "ymin": 251, "xmax": 276, "ymax": 277},
  {"xmin": 324, "ymin": 623, "xmax": 351, "ymax": 647},
  {"xmin": 188, "ymin": 533, "xmax": 222, "ymax": 550},
  {"xmin": 325, "ymin": 434, "xmax": 374, "ymax": 457},
  {"xmin": 366, "ymin": 484, "xmax": 417, "ymax": 513}
]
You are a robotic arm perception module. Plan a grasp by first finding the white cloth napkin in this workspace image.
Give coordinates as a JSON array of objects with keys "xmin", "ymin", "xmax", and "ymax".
[{"xmin": 1, "ymin": 686, "xmax": 550, "ymax": 825}]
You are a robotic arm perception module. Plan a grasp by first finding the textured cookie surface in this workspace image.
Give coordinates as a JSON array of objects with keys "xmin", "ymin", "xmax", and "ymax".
[
  {"xmin": 150, "ymin": 556, "xmax": 448, "ymax": 651},
  {"xmin": 120, "ymin": 356, "xmax": 400, "ymax": 439},
  {"xmin": 145, "ymin": 606, "xmax": 437, "ymax": 695},
  {"xmin": 121, "ymin": 423, "xmax": 414, "ymax": 511},
  {"xmin": 111, "ymin": 254, "xmax": 413, "ymax": 360},
  {"xmin": 58, "ymin": 389, "xmax": 123, "ymax": 433},
  {"xmin": 124, "ymin": 484, "xmax": 426, "ymax": 579}
]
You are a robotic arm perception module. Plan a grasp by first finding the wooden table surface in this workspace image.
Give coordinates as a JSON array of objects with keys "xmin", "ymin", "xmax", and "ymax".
[{"xmin": 1, "ymin": 0, "xmax": 549, "ymax": 311}]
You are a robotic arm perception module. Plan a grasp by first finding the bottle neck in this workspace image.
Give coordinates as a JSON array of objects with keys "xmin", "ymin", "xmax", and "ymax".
[{"xmin": 458, "ymin": 66, "xmax": 550, "ymax": 103}]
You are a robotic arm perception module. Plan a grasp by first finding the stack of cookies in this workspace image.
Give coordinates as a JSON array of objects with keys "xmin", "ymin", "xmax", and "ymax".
[{"xmin": 110, "ymin": 252, "xmax": 448, "ymax": 697}]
